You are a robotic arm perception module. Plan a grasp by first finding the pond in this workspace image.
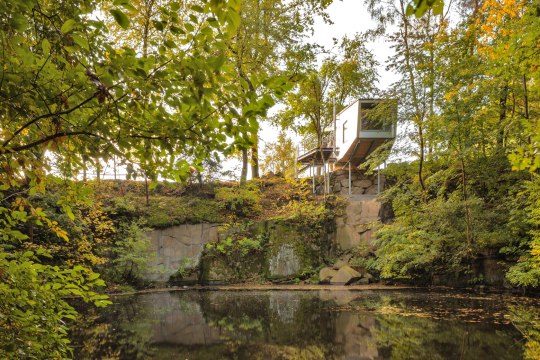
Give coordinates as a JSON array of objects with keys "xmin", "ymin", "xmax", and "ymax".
[{"xmin": 70, "ymin": 289, "xmax": 540, "ymax": 359}]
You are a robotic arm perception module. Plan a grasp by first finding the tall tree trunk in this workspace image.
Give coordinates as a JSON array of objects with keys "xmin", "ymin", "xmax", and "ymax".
[
  {"xmin": 460, "ymin": 157, "xmax": 473, "ymax": 247},
  {"xmin": 240, "ymin": 148, "xmax": 248, "ymax": 184},
  {"xmin": 497, "ymin": 83, "xmax": 508, "ymax": 151},
  {"xmin": 399, "ymin": 0, "xmax": 426, "ymax": 191},
  {"xmin": 95, "ymin": 158, "xmax": 101, "ymax": 182},
  {"xmin": 251, "ymin": 142, "xmax": 260, "ymax": 178},
  {"xmin": 145, "ymin": 176, "xmax": 149, "ymax": 207}
]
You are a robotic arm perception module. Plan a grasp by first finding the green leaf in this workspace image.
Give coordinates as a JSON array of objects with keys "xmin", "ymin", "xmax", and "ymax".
[
  {"xmin": 12, "ymin": 13, "xmax": 28, "ymax": 32},
  {"xmin": 72, "ymin": 35, "xmax": 89, "ymax": 51},
  {"xmin": 432, "ymin": 0, "xmax": 444, "ymax": 15},
  {"xmin": 164, "ymin": 40, "xmax": 176, "ymax": 48},
  {"xmin": 60, "ymin": 19, "xmax": 77, "ymax": 34},
  {"xmin": 110, "ymin": 9, "xmax": 130, "ymax": 29},
  {"xmin": 405, "ymin": 4, "xmax": 416, "ymax": 16},
  {"xmin": 64, "ymin": 205, "xmax": 75, "ymax": 221},
  {"xmin": 191, "ymin": 5, "xmax": 204, "ymax": 13},
  {"xmin": 114, "ymin": 0, "xmax": 136, "ymax": 11},
  {"xmin": 42, "ymin": 39, "xmax": 51, "ymax": 55},
  {"xmin": 153, "ymin": 20, "xmax": 165, "ymax": 31}
]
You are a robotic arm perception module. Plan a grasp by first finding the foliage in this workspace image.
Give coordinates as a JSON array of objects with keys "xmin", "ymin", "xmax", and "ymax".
[
  {"xmin": 276, "ymin": 33, "xmax": 378, "ymax": 139},
  {"xmin": 506, "ymin": 177, "xmax": 540, "ymax": 287},
  {"xmin": 215, "ymin": 184, "xmax": 261, "ymax": 218},
  {"xmin": 374, "ymin": 161, "xmax": 520, "ymax": 283},
  {"xmin": 261, "ymin": 131, "xmax": 297, "ymax": 177},
  {"xmin": 0, "ymin": 0, "xmax": 276, "ymax": 355},
  {"xmin": 205, "ymin": 222, "xmax": 266, "ymax": 280},
  {"xmin": 103, "ymin": 221, "xmax": 152, "ymax": 285},
  {"xmin": 362, "ymin": 0, "xmax": 540, "ymax": 288},
  {"xmin": 0, "ymin": 251, "xmax": 110, "ymax": 358},
  {"xmin": 225, "ymin": 0, "xmax": 332, "ymax": 180}
]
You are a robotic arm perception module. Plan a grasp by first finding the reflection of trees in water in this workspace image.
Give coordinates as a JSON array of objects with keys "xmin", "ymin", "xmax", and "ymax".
[
  {"xmin": 198, "ymin": 291, "xmax": 338, "ymax": 346},
  {"xmin": 71, "ymin": 296, "xmax": 159, "ymax": 359},
  {"xmin": 508, "ymin": 305, "xmax": 540, "ymax": 360},
  {"xmin": 373, "ymin": 314, "xmax": 522, "ymax": 359},
  {"xmin": 361, "ymin": 293, "xmax": 524, "ymax": 360},
  {"xmin": 70, "ymin": 290, "xmax": 536, "ymax": 360}
]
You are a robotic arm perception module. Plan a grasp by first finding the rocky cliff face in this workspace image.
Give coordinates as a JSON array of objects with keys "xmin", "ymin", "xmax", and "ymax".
[
  {"xmin": 142, "ymin": 223, "xmax": 220, "ymax": 282},
  {"xmin": 330, "ymin": 169, "xmax": 383, "ymax": 196}
]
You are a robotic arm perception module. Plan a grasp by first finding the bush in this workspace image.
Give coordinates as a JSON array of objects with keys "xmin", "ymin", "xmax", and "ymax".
[{"xmin": 215, "ymin": 185, "xmax": 261, "ymax": 217}]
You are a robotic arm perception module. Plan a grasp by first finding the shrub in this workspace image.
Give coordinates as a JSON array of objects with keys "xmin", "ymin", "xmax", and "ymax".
[{"xmin": 215, "ymin": 185, "xmax": 261, "ymax": 217}]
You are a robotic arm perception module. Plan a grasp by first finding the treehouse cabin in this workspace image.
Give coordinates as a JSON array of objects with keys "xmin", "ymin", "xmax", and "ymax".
[
  {"xmin": 297, "ymin": 99, "xmax": 396, "ymax": 167},
  {"xmin": 334, "ymin": 98, "xmax": 396, "ymax": 166},
  {"xmin": 297, "ymin": 99, "xmax": 397, "ymax": 194}
]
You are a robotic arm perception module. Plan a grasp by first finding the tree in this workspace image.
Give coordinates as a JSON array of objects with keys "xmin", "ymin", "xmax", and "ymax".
[
  {"xmin": 276, "ymin": 34, "xmax": 378, "ymax": 192},
  {"xmin": 0, "ymin": 0, "xmax": 271, "ymax": 356},
  {"xmin": 227, "ymin": 0, "xmax": 332, "ymax": 181},
  {"xmin": 365, "ymin": 0, "xmax": 540, "ymax": 287},
  {"xmin": 261, "ymin": 131, "xmax": 297, "ymax": 177}
]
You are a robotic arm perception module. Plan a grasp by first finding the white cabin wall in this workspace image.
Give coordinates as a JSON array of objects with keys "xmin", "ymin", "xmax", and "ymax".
[{"xmin": 336, "ymin": 101, "xmax": 359, "ymax": 161}]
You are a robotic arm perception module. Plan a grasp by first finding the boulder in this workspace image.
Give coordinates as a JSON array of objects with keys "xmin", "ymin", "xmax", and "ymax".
[
  {"xmin": 319, "ymin": 267, "xmax": 338, "ymax": 283},
  {"xmin": 353, "ymin": 179, "xmax": 372, "ymax": 188},
  {"xmin": 330, "ymin": 265, "xmax": 362, "ymax": 285},
  {"xmin": 332, "ymin": 259, "xmax": 349, "ymax": 270},
  {"xmin": 364, "ymin": 184, "xmax": 379, "ymax": 195},
  {"xmin": 350, "ymin": 277, "xmax": 370, "ymax": 285}
]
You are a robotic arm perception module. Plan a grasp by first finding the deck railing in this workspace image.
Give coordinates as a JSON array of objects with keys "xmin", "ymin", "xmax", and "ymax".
[{"xmin": 299, "ymin": 131, "xmax": 335, "ymax": 156}]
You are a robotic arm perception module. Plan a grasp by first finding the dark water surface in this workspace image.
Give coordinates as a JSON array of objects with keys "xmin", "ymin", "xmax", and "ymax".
[{"xmin": 70, "ymin": 289, "xmax": 540, "ymax": 359}]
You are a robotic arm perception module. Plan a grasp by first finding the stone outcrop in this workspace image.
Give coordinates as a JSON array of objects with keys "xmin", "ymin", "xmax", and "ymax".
[
  {"xmin": 335, "ymin": 196, "xmax": 381, "ymax": 251},
  {"xmin": 319, "ymin": 267, "xmax": 338, "ymax": 283},
  {"xmin": 269, "ymin": 244, "xmax": 301, "ymax": 278},
  {"xmin": 330, "ymin": 265, "xmax": 362, "ymax": 285},
  {"xmin": 320, "ymin": 261, "xmax": 375, "ymax": 285},
  {"xmin": 143, "ymin": 223, "xmax": 220, "ymax": 282},
  {"xmin": 330, "ymin": 169, "xmax": 384, "ymax": 196}
]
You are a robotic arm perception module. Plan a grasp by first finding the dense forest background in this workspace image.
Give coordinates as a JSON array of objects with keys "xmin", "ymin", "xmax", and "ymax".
[{"xmin": 1, "ymin": 0, "xmax": 539, "ymax": 357}]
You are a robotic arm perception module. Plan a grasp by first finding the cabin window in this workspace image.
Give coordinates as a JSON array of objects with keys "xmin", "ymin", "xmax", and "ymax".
[
  {"xmin": 360, "ymin": 102, "xmax": 391, "ymax": 131},
  {"xmin": 342, "ymin": 121, "xmax": 348, "ymax": 143}
]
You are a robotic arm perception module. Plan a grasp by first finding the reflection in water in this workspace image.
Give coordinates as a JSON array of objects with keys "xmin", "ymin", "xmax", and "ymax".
[{"xmin": 71, "ymin": 290, "xmax": 538, "ymax": 359}]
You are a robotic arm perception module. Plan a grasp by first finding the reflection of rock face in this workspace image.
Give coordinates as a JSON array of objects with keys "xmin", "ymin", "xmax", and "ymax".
[
  {"xmin": 269, "ymin": 244, "xmax": 300, "ymax": 277},
  {"xmin": 269, "ymin": 292, "xmax": 300, "ymax": 323},
  {"xmin": 146, "ymin": 293, "xmax": 222, "ymax": 346},
  {"xmin": 72, "ymin": 290, "xmax": 527, "ymax": 360},
  {"xmin": 335, "ymin": 313, "xmax": 379, "ymax": 360},
  {"xmin": 143, "ymin": 224, "xmax": 220, "ymax": 282}
]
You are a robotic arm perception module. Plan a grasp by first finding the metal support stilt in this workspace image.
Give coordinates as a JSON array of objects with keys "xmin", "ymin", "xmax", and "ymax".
[
  {"xmin": 312, "ymin": 159, "xmax": 315, "ymax": 194},
  {"xmin": 348, "ymin": 162, "xmax": 352, "ymax": 196},
  {"xmin": 377, "ymin": 165, "xmax": 381, "ymax": 194}
]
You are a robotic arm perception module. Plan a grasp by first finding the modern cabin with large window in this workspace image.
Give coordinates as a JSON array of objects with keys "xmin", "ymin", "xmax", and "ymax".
[
  {"xmin": 334, "ymin": 98, "xmax": 396, "ymax": 166},
  {"xmin": 296, "ymin": 98, "xmax": 397, "ymax": 194}
]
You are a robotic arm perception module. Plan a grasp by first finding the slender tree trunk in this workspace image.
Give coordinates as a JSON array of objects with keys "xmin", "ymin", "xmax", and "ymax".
[
  {"xmin": 460, "ymin": 157, "xmax": 473, "ymax": 246},
  {"xmin": 96, "ymin": 158, "xmax": 101, "ymax": 182},
  {"xmin": 240, "ymin": 148, "xmax": 248, "ymax": 184},
  {"xmin": 251, "ymin": 143, "xmax": 260, "ymax": 178},
  {"xmin": 399, "ymin": 0, "xmax": 426, "ymax": 191},
  {"xmin": 145, "ymin": 176, "xmax": 149, "ymax": 207},
  {"xmin": 113, "ymin": 155, "xmax": 117, "ymax": 180},
  {"xmin": 418, "ymin": 125, "xmax": 426, "ymax": 191},
  {"xmin": 497, "ymin": 83, "xmax": 508, "ymax": 151}
]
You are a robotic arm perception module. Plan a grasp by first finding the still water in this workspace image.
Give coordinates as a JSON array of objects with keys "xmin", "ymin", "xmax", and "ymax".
[{"xmin": 70, "ymin": 289, "xmax": 540, "ymax": 359}]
